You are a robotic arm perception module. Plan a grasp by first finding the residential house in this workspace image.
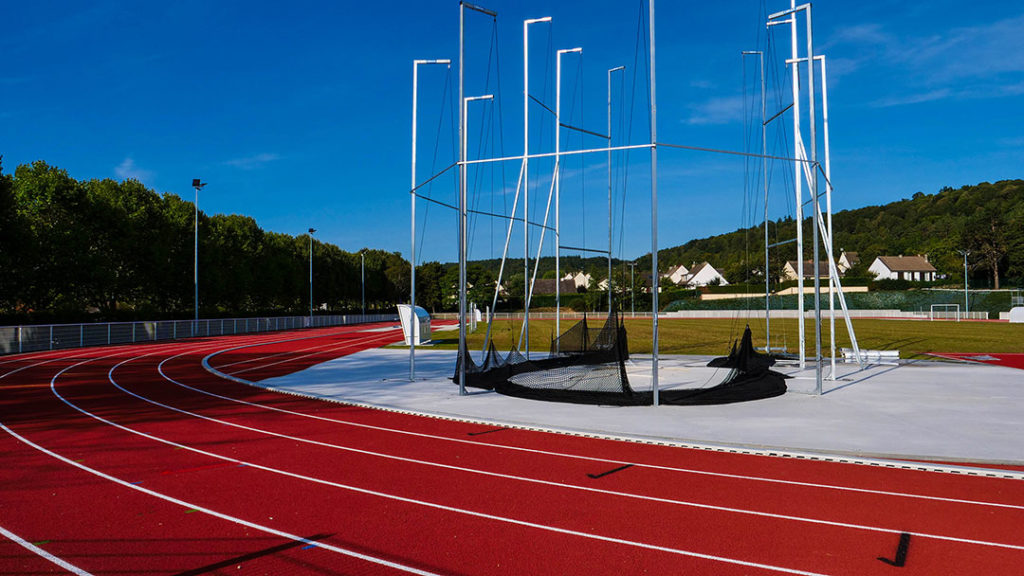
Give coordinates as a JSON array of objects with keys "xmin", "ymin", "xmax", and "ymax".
[
  {"xmin": 661, "ymin": 264, "xmax": 690, "ymax": 285},
  {"xmin": 837, "ymin": 251, "xmax": 860, "ymax": 274},
  {"xmin": 782, "ymin": 260, "xmax": 831, "ymax": 281},
  {"xmin": 562, "ymin": 271, "xmax": 592, "ymax": 291},
  {"xmin": 868, "ymin": 255, "xmax": 937, "ymax": 282},
  {"xmin": 685, "ymin": 262, "xmax": 728, "ymax": 287}
]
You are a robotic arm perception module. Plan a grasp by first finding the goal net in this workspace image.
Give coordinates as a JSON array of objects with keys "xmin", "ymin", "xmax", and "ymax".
[{"xmin": 930, "ymin": 303, "xmax": 960, "ymax": 321}]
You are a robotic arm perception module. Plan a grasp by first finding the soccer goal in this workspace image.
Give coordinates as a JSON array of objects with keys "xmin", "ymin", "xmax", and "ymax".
[{"xmin": 930, "ymin": 303, "xmax": 961, "ymax": 321}]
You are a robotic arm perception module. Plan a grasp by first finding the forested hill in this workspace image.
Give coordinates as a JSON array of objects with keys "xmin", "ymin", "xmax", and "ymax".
[{"xmin": 640, "ymin": 179, "xmax": 1024, "ymax": 289}]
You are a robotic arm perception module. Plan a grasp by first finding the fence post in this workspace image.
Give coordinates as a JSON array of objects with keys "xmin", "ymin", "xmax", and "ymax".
[
  {"xmin": 49, "ymin": 326, "xmax": 53, "ymax": 350},
  {"xmin": 18, "ymin": 326, "xmax": 22, "ymax": 354},
  {"xmin": 80, "ymin": 324, "xmax": 84, "ymax": 348},
  {"xmin": 132, "ymin": 323, "xmax": 136, "ymax": 343}
]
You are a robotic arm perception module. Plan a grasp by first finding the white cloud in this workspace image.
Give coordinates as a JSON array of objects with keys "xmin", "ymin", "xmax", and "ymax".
[
  {"xmin": 224, "ymin": 152, "xmax": 281, "ymax": 170},
  {"xmin": 870, "ymin": 88, "xmax": 951, "ymax": 108},
  {"xmin": 114, "ymin": 157, "xmax": 153, "ymax": 183},
  {"xmin": 682, "ymin": 95, "xmax": 745, "ymax": 125}
]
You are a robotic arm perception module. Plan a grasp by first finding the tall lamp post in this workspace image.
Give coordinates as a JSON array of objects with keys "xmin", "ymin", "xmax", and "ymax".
[
  {"xmin": 957, "ymin": 249, "xmax": 971, "ymax": 316},
  {"xmin": 192, "ymin": 179, "xmax": 206, "ymax": 328},
  {"xmin": 361, "ymin": 251, "xmax": 366, "ymax": 317},
  {"xmin": 308, "ymin": 228, "xmax": 316, "ymax": 321}
]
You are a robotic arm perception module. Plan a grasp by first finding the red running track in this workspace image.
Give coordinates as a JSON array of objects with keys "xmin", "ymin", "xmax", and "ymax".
[
  {"xmin": 929, "ymin": 352, "xmax": 1024, "ymax": 371},
  {"xmin": 2, "ymin": 323, "xmax": 1023, "ymax": 575}
]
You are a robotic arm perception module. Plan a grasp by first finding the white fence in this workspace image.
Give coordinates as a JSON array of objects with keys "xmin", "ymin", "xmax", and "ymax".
[{"xmin": 0, "ymin": 313, "xmax": 398, "ymax": 356}]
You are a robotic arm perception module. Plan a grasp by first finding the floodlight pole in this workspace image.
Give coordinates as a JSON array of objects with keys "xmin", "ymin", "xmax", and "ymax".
[
  {"xmin": 411, "ymin": 58, "xmax": 451, "ymax": 381},
  {"xmin": 608, "ymin": 65, "xmax": 625, "ymax": 315},
  {"xmin": 958, "ymin": 249, "xmax": 971, "ymax": 315},
  {"xmin": 361, "ymin": 251, "xmax": 365, "ymax": 316},
  {"xmin": 309, "ymin": 228, "xmax": 316, "ymax": 320},
  {"xmin": 555, "ymin": 46, "xmax": 581, "ymax": 341},
  {"xmin": 742, "ymin": 50, "xmax": 767, "ymax": 352},
  {"xmin": 523, "ymin": 16, "xmax": 551, "ymax": 359},
  {"xmin": 649, "ymin": 0, "xmax": 660, "ymax": 406},
  {"xmin": 192, "ymin": 179, "xmax": 206, "ymax": 327}
]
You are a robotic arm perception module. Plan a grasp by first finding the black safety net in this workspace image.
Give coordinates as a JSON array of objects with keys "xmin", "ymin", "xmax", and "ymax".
[{"xmin": 453, "ymin": 316, "xmax": 786, "ymax": 406}]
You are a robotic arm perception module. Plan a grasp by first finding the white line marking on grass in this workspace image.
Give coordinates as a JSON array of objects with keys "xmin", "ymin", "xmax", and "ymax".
[{"xmin": 0, "ymin": 524, "xmax": 93, "ymax": 576}]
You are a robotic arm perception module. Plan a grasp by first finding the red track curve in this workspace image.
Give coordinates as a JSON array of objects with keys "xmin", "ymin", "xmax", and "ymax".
[{"xmin": 2, "ymin": 323, "xmax": 1022, "ymax": 575}]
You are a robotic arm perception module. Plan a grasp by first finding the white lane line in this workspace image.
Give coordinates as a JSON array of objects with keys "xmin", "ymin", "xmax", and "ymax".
[
  {"xmin": 195, "ymin": 349, "xmax": 1024, "ymax": 510},
  {"xmin": 0, "ymin": 524, "xmax": 93, "ymax": 576},
  {"xmin": 225, "ymin": 330, "xmax": 402, "ymax": 376},
  {"xmin": 108, "ymin": 352, "xmax": 1019, "ymax": 549},
  {"xmin": 10, "ymin": 351, "xmax": 441, "ymax": 576},
  {"xmin": 0, "ymin": 422, "xmax": 441, "ymax": 576},
  {"xmin": 43, "ymin": 357, "xmax": 829, "ymax": 576},
  {"xmin": 210, "ymin": 325, "xmax": 369, "ymax": 370}
]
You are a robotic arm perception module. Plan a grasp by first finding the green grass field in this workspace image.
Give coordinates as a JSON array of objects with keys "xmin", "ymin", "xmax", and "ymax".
[{"xmin": 417, "ymin": 317, "xmax": 1023, "ymax": 359}]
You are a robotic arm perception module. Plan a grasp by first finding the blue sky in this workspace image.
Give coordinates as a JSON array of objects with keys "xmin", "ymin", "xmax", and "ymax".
[{"xmin": 3, "ymin": 1, "xmax": 1022, "ymax": 266}]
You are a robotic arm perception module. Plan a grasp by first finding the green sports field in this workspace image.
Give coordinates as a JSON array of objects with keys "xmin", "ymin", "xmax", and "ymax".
[{"xmin": 425, "ymin": 317, "xmax": 1023, "ymax": 359}]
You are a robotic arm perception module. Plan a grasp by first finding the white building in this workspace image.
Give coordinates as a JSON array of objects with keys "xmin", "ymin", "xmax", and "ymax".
[
  {"xmin": 562, "ymin": 271, "xmax": 593, "ymax": 291},
  {"xmin": 661, "ymin": 264, "xmax": 689, "ymax": 285},
  {"xmin": 868, "ymin": 255, "xmax": 937, "ymax": 282},
  {"xmin": 782, "ymin": 260, "xmax": 831, "ymax": 281},
  {"xmin": 837, "ymin": 251, "xmax": 860, "ymax": 274},
  {"xmin": 685, "ymin": 262, "xmax": 728, "ymax": 287}
]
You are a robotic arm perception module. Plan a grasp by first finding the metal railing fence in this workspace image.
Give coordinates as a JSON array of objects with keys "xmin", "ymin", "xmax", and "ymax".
[{"xmin": 0, "ymin": 313, "xmax": 398, "ymax": 356}]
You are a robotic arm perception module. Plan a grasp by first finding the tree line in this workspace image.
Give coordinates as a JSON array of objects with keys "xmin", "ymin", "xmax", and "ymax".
[
  {"xmin": 3, "ymin": 159, "xmax": 1019, "ymax": 323},
  {"xmin": 0, "ymin": 160, "xmax": 425, "ymax": 323}
]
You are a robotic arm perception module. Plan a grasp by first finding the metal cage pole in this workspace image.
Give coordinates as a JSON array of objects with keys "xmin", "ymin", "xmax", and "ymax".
[
  {"xmin": 411, "ymin": 58, "xmax": 451, "ymax": 381},
  {"xmin": 457, "ymin": 2, "xmax": 497, "ymax": 396},
  {"xmin": 555, "ymin": 46, "xmax": 581, "ymax": 342},
  {"xmin": 817, "ymin": 54, "xmax": 837, "ymax": 380},
  {"xmin": 649, "ymin": 0, "xmax": 660, "ymax": 406},
  {"xmin": 522, "ymin": 16, "xmax": 551, "ymax": 359},
  {"xmin": 608, "ymin": 65, "xmax": 625, "ymax": 314},
  {"xmin": 743, "ymin": 50, "xmax": 767, "ymax": 351},
  {"xmin": 804, "ymin": 4, "xmax": 822, "ymax": 395}
]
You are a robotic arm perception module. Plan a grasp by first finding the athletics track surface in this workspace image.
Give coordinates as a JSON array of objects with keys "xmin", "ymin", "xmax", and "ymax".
[{"xmin": 1, "ymin": 323, "xmax": 1023, "ymax": 575}]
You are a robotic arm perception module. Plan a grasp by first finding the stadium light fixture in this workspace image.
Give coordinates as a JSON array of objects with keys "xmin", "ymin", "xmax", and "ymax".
[
  {"xmin": 192, "ymin": 179, "xmax": 207, "ymax": 325},
  {"xmin": 957, "ymin": 249, "xmax": 971, "ymax": 315},
  {"xmin": 308, "ymin": 228, "xmax": 316, "ymax": 320}
]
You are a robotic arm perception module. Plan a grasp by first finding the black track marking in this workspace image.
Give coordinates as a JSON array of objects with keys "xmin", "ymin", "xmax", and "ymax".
[
  {"xmin": 878, "ymin": 532, "xmax": 911, "ymax": 567},
  {"xmin": 587, "ymin": 464, "xmax": 634, "ymax": 479}
]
